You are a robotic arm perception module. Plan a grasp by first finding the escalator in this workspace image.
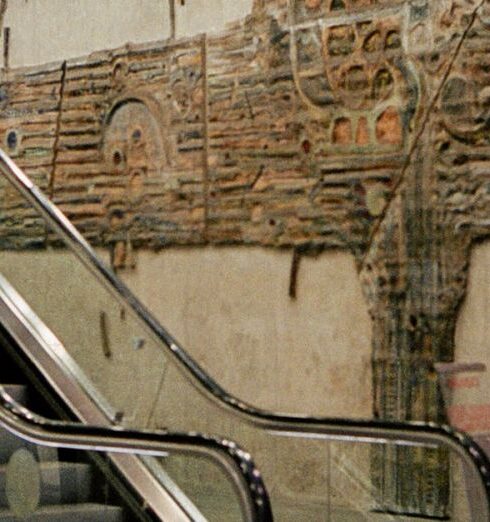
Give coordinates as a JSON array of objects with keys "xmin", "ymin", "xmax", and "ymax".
[
  {"xmin": 0, "ymin": 384, "xmax": 137, "ymax": 522},
  {"xmin": 0, "ymin": 147, "xmax": 488, "ymax": 521},
  {"xmin": 0, "ymin": 362, "xmax": 271, "ymax": 521},
  {"xmin": 0, "ymin": 271, "xmax": 269, "ymax": 521}
]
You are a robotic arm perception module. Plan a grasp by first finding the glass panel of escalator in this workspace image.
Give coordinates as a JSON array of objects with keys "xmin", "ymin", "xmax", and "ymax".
[{"xmin": 0, "ymin": 385, "xmax": 259, "ymax": 522}]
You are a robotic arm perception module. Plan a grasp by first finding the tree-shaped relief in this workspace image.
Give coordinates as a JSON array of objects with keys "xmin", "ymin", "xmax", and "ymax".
[{"xmin": 290, "ymin": 0, "xmax": 416, "ymax": 151}]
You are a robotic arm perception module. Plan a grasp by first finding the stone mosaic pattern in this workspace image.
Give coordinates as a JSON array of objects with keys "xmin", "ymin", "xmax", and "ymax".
[{"xmin": 0, "ymin": 0, "xmax": 490, "ymax": 517}]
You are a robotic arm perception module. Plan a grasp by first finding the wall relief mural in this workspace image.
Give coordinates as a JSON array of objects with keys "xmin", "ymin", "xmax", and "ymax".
[{"xmin": 0, "ymin": 0, "xmax": 489, "ymax": 517}]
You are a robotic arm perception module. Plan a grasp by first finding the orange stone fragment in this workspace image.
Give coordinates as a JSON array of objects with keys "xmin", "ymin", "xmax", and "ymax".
[
  {"xmin": 376, "ymin": 106, "xmax": 402, "ymax": 145},
  {"xmin": 356, "ymin": 116, "xmax": 369, "ymax": 146},
  {"xmin": 305, "ymin": 0, "xmax": 322, "ymax": 8},
  {"xmin": 332, "ymin": 117, "xmax": 353, "ymax": 145}
]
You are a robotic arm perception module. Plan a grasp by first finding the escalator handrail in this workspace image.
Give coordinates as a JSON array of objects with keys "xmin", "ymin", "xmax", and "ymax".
[
  {"xmin": 1, "ymin": 149, "xmax": 490, "ymax": 518},
  {"xmin": 0, "ymin": 386, "xmax": 273, "ymax": 522}
]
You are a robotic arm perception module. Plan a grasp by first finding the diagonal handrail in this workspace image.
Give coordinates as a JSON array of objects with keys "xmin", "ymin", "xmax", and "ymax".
[
  {"xmin": 0, "ymin": 386, "xmax": 273, "ymax": 522},
  {"xmin": 1, "ymin": 148, "xmax": 490, "ymax": 519}
]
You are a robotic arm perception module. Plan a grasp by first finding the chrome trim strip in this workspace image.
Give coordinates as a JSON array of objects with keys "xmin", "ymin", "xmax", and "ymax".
[
  {"xmin": 0, "ymin": 149, "xmax": 489, "ymax": 519},
  {"xmin": 140, "ymin": 455, "xmax": 207, "ymax": 522},
  {"xmin": 0, "ymin": 388, "xmax": 272, "ymax": 522}
]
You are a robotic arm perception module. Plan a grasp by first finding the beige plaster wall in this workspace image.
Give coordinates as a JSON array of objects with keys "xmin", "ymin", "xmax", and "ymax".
[
  {"xmin": 3, "ymin": 0, "xmax": 170, "ymax": 67},
  {"xmin": 120, "ymin": 247, "xmax": 373, "ymax": 416},
  {"xmin": 0, "ymin": 247, "xmax": 373, "ymax": 418},
  {"xmin": 1, "ymin": 0, "xmax": 253, "ymax": 68},
  {"xmin": 175, "ymin": 0, "xmax": 253, "ymax": 39},
  {"xmin": 453, "ymin": 241, "xmax": 490, "ymax": 434}
]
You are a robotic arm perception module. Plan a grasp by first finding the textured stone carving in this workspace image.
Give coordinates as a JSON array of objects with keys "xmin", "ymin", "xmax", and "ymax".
[{"xmin": 290, "ymin": 0, "xmax": 414, "ymax": 153}]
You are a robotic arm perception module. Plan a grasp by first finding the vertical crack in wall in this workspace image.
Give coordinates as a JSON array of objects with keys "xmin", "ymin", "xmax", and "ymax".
[
  {"xmin": 168, "ymin": 0, "xmax": 176, "ymax": 39},
  {"xmin": 202, "ymin": 33, "xmax": 210, "ymax": 241},
  {"xmin": 360, "ymin": 0, "xmax": 485, "ymax": 270},
  {"xmin": 0, "ymin": 0, "xmax": 8, "ymax": 70},
  {"xmin": 48, "ymin": 60, "xmax": 67, "ymax": 200}
]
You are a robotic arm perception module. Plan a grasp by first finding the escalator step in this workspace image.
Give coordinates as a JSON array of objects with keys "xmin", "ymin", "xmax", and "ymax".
[
  {"xmin": 0, "ymin": 462, "xmax": 93, "ymax": 507},
  {"xmin": 0, "ymin": 502, "xmax": 123, "ymax": 521}
]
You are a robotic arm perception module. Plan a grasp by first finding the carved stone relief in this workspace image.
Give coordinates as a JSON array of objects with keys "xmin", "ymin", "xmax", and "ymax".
[
  {"xmin": 102, "ymin": 99, "xmax": 167, "ymax": 268},
  {"xmin": 289, "ymin": 1, "xmax": 414, "ymax": 152}
]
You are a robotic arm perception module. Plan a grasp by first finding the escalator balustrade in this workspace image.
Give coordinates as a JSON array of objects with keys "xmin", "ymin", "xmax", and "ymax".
[{"xmin": 0, "ymin": 149, "xmax": 488, "ymax": 521}]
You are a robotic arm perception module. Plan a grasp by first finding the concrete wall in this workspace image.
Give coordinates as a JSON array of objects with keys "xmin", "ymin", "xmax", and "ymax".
[
  {"xmin": 454, "ymin": 241, "xmax": 490, "ymax": 434},
  {"xmin": 1, "ymin": 0, "xmax": 253, "ymax": 67}
]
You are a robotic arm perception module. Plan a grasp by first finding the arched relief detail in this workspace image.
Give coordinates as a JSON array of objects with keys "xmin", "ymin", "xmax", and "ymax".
[
  {"xmin": 103, "ymin": 93, "xmax": 173, "ymax": 167},
  {"xmin": 332, "ymin": 116, "xmax": 352, "ymax": 144},
  {"xmin": 375, "ymin": 106, "xmax": 402, "ymax": 145},
  {"xmin": 101, "ymin": 94, "xmax": 174, "ymax": 269},
  {"xmin": 330, "ymin": 105, "xmax": 405, "ymax": 149},
  {"xmin": 111, "ymin": 59, "xmax": 130, "ymax": 92}
]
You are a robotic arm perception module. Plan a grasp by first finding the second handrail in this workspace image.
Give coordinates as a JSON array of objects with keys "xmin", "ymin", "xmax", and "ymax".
[{"xmin": 0, "ymin": 386, "xmax": 273, "ymax": 522}]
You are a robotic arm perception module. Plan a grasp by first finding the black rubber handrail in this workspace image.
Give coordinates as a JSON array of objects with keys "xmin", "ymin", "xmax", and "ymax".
[
  {"xmin": 0, "ymin": 386, "xmax": 273, "ymax": 522},
  {"xmin": 1, "ymin": 148, "xmax": 490, "ymax": 519}
]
